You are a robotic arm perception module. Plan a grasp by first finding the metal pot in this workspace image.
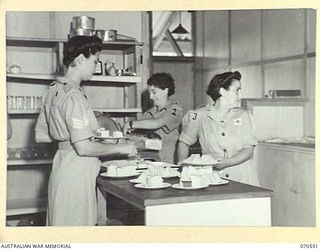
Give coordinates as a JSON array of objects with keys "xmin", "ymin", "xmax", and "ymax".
[
  {"xmin": 72, "ymin": 16, "xmax": 95, "ymax": 30},
  {"xmin": 104, "ymin": 30, "xmax": 117, "ymax": 41},
  {"xmin": 95, "ymin": 29, "xmax": 105, "ymax": 40},
  {"xmin": 69, "ymin": 28, "xmax": 94, "ymax": 38}
]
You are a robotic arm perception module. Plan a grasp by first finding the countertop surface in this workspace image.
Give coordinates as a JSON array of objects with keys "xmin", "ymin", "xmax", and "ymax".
[
  {"xmin": 97, "ymin": 176, "xmax": 273, "ymax": 210},
  {"xmin": 258, "ymin": 142, "xmax": 315, "ymax": 152}
]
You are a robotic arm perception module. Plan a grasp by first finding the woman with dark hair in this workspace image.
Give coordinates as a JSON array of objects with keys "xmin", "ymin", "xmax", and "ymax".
[
  {"xmin": 35, "ymin": 35, "xmax": 137, "ymax": 226},
  {"xmin": 178, "ymin": 71, "xmax": 259, "ymax": 186},
  {"xmin": 123, "ymin": 72, "xmax": 184, "ymax": 164}
]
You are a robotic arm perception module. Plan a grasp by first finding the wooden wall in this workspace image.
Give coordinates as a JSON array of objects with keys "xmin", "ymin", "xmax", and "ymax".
[
  {"xmin": 153, "ymin": 60, "xmax": 194, "ymax": 112},
  {"xmin": 194, "ymin": 9, "xmax": 316, "ymax": 137}
]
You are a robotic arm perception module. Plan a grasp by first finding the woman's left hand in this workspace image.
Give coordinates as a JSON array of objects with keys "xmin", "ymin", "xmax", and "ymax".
[{"xmin": 214, "ymin": 157, "xmax": 231, "ymax": 170}]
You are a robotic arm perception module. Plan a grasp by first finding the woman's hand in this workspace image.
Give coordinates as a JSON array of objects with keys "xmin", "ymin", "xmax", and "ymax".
[
  {"xmin": 123, "ymin": 121, "xmax": 133, "ymax": 135},
  {"xmin": 214, "ymin": 157, "xmax": 231, "ymax": 170}
]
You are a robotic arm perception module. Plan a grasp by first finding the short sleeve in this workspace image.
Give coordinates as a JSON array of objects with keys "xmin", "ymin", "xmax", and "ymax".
[
  {"xmin": 64, "ymin": 92, "xmax": 95, "ymax": 144},
  {"xmin": 159, "ymin": 104, "xmax": 184, "ymax": 134},
  {"xmin": 35, "ymin": 105, "xmax": 49, "ymax": 136},
  {"xmin": 179, "ymin": 110, "xmax": 202, "ymax": 146},
  {"xmin": 142, "ymin": 110, "xmax": 154, "ymax": 119},
  {"xmin": 240, "ymin": 111, "xmax": 258, "ymax": 147}
]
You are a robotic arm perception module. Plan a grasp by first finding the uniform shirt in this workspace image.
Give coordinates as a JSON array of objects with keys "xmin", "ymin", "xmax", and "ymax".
[
  {"xmin": 179, "ymin": 104, "xmax": 259, "ymax": 186},
  {"xmin": 179, "ymin": 103, "xmax": 214, "ymax": 146},
  {"xmin": 143, "ymin": 100, "xmax": 184, "ymax": 163},
  {"xmin": 35, "ymin": 77, "xmax": 98, "ymax": 144}
]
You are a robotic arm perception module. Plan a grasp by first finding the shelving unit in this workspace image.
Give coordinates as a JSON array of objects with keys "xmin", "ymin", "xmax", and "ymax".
[
  {"xmin": 7, "ymin": 159, "xmax": 53, "ymax": 166},
  {"xmin": 6, "ymin": 36, "xmax": 144, "ymax": 219}
]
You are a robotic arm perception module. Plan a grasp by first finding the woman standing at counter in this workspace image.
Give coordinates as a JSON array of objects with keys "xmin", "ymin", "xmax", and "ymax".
[
  {"xmin": 178, "ymin": 71, "xmax": 259, "ymax": 186},
  {"xmin": 35, "ymin": 35, "xmax": 137, "ymax": 226},
  {"xmin": 123, "ymin": 73, "xmax": 184, "ymax": 164}
]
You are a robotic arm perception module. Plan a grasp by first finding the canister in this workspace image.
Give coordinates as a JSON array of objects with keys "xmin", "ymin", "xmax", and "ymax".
[
  {"xmin": 69, "ymin": 28, "xmax": 94, "ymax": 38},
  {"xmin": 72, "ymin": 16, "xmax": 95, "ymax": 30},
  {"xmin": 104, "ymin": 30, "xmax": 117, "ymax": 41}
]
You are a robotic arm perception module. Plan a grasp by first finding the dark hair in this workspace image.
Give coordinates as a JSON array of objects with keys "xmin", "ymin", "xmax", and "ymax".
[
  {"xmin": 63, "ymin": 36, "xmax": 103, "ymax": 67},
  {"xmin": 206, "ymin": 71, "xmax": 242, "ymax": 101},
  {"xmin": 147, "ymin": 72, "xmax": 175, "ymax": 97}
]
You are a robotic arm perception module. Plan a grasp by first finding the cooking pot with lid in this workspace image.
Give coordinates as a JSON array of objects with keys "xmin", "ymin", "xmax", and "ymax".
[
  {"xmin": 72, "ymin": 16, "xmax": 95, "ymax": 30},
  {"xmin": 69, "ymin": 28, "xmax": 95, "ymax": 38}
]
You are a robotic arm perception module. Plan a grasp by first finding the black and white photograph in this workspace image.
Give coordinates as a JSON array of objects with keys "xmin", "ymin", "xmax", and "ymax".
[{"xmin": 3, "ymin": 5, "xmax": 318, "ymax": 243}]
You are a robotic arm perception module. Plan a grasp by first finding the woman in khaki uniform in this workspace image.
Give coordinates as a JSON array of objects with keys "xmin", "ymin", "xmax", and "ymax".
[
  {"xmin": 178, "ymin": 71, "xmax": 259, "ymax": 186},
  {"xmin": 35, "ymin": 36, "xmax": 137, "ymax": 226},
  {"xmin": 123, "ymin": 73, "xmax": 184, "ymax": 164}
]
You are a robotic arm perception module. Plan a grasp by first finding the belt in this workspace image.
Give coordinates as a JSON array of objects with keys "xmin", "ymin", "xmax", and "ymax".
[{"xmin": 58, "ymin": 140, "xmax": 73, "ymax": 150}]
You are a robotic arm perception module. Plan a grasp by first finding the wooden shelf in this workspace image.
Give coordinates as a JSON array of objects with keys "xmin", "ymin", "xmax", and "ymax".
[
  {"xmin": 7, "ymin": 159, "xmax": 53, "ymax": 166},
  {"xmin": 93, "ymin": 108, "xmax": 142, "ymax": 113},
  {"xmin": 7, "ymin": 197, "xmax": 47, "ymax": 216},
  {"xmin": 9, "ymin": 108, "xmax": 142, "ymax": 114},
  {"xmin": 8, "ymin": 109, "xmax": 40, "ymax": 114},
  {"xmin": 7, "ymin": 73, "xmax": 141, "ymax": 84},
  {"xmin": 88, "ymin": 75, "xmax": 141, "ymax": 83},
  {"xmin": 6, "ymin": 36, "xmax": 143, "ymax": 51},
  {"xmin": 7, "ymin": 73, "xmax": 57, "ymax": 81}
]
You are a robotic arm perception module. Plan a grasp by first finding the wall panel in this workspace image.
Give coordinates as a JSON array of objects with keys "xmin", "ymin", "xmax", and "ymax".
[
  {"xmin": 305, "ymin": 57, "xmax": 315, "ymax": 136},
  {"xmin": 263, "ymin": 9, "xmax": 305, "ymax": 59},
  {"xmin": 231, "ymin": 10, "xmax": 261, "ymax": 64},
  {"xmin": 203, "ymin": 11, "xmax": 228, "ymax": 68},
  {"xmin": 307, "ymin": 9, "xmax": 316, "ymax": 53},
  {"xmin": 264, "ymin": 59, "xmax": 304, "ymax": 96},
  {"xmin": 153, "ymin": 61, "xmax": 194, "ymax": 112},
  {"xmin": 6, "ymin": 12, "xmax": 52, "ymax": 38},
  {"xmin": 232, "ymin": 65, "xmax": 263, "ymax": 98}
]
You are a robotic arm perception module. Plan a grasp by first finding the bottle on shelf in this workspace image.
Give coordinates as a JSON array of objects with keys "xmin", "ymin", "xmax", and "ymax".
[
  {"xmin": 107, "ymin": 63, "xmax": 117, "ymax": 76},
  {"xmin": 93, "ymin": 60, "xmax": 103, "ymax": 75}
]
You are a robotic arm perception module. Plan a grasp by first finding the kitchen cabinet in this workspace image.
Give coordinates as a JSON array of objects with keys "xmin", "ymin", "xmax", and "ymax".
[
  {"xmin": 255, "ymin": 143, "xmax": 315, "ymax": 226},
  {"xmin": 6, "ymin": 36, "xmax": 144, "ymax": 218}
]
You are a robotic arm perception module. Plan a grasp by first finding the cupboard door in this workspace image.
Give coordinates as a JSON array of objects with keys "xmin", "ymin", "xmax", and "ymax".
[
  {"xmin": 294, "ymin": 151, "xmax": 315, "ymax": 226},
  {"xmin": 266, "ymin": 149, "xmax": 297, "ymax": 226}
]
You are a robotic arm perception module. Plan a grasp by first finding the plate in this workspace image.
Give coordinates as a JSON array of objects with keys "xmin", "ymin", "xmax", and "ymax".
[
  {"xmin": 100, "ymin": 172, "xmax": 140, "ymax": 179},
  {"xmin": 171, "ymin": 183, "xmax": 209, "ymax": 190},
  {"xmin": 134, "ymin": 183, "xmax": 171, "ymax": 189},
  {"xmin": 129, "ymin": 178, "xmax": 142, "ymax": 184},
  {"xmin": 94, "ymin": 136, "xmax": 128, "ymax": 140},
  {"xmin": 180, "ymin": 162, "xmax": 219, "ymax": 166},
  {"xmin": 161, "ymin": 172, "xmax": 180, "ymax": 178},
  {"xmin": 101, "ymin": 159, "xmax": 138, "ymax": 168},
  {"xmin": 209, "ymin": 179, "xmax": 229, "ymax": 186}
]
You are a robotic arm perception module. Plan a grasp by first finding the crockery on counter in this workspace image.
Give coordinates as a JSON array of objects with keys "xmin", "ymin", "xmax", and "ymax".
[
  {"xmin": 171, "ymin": 183, "xmax": 209, "ymax": 190},
  {"xmin": 134, "ymin": 182, "xmax": 171, "ymax": 190},
  {"xmin": 94, "ymin": 128, "xmax": 127, "ymax": 140},
  {"xmin": 133, "ymin": 175, "xmax": 171, "ymax": 189},
  {"xmin": 100, "ymin": 172, "xmax": 140, "ymax": 179},
  {"xmin": 101, "ymin": 164, "xmax": 139, "ymax": 178},
  {"xmin": 208, "ymin": 171, "xmax": 229, "ymax": 186},
  {"xmin": 180, "ymin": 154, "xmax": 219, "ymax": 166}
]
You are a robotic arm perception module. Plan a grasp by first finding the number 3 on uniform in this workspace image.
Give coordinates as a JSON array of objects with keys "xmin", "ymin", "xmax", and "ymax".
[
  {"xmin": 171, "ymin": 108, "xmax": 177, "ymax": 116},
  {"xmin": 192, "ymin": 112, "xmax": 197, "ymax": 120}
]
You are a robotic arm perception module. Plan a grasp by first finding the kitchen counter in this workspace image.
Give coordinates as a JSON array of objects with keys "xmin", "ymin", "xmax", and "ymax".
[
  {"xmin": 259, "ymin": 142, "xmax": 315, "ymax": 153},
  {"xmin": 97, "ymin": 176, "xmax": 273, "ymax": 226}
]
